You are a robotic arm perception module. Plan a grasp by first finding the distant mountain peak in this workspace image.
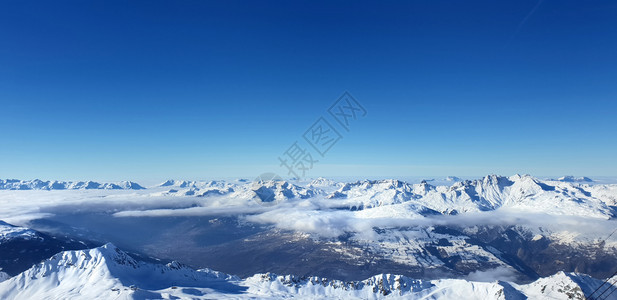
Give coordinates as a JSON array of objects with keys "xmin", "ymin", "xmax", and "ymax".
[
  {"xmin": 0, "ymin": 179, "xmax": 144, "ymax": 190},
  {"xmin": 556, "ymin": 176, "xmax": 594, "ymax": 183},
  {"xmin": 445, "ymin": 176, "xmax": 461, "ymax": 182}
]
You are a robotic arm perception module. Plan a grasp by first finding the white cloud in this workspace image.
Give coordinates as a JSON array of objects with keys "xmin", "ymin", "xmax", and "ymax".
[{"xmin": 465, "ymin": 266, "xmax": 520, "ymax": 282}]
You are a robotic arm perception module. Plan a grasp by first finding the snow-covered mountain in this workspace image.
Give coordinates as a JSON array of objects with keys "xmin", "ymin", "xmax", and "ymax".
[
  {"xmin": 0, "ymin": 272, "xmax": 9, "ymax": 283},
  {"xmin": 311, "ymin": 175, "xmax": 615, "ymax": 218},
  {"xmin": 46, "ymin": 174, "xmax": 606, "ymax": 221},
  {"xmin": 0, "ymin": 220, "xmax": 39, "ymax": 242},
  {"xmin": 156, "ymin": 179, "xmax": 237, "ymax": 197},
  {"xmin": 248, "ymin": 179, "xmax": 318, "ymax": 204},
  {"xmin": 0, "ymin": 179, "xmax": 145, "ymax": 190},
  {"xmin": 149, "ymin": 175, "xmax": 616, "ymax": 218},
  {"xmin": 0, "ymin": 243, "xmax": 614, "ymax": 299},
  {"xmin": 158, "ymin": 179, "xmax": 226, "ymax": 189},
  {"xmin": 0, "ymin": 243, "xmax": 237, "ymax": 299},
  {"xmin": 1, "ymin": 174, "xmax": 616, "ymax": 298},
  {"xmin": 445, "ymin": 176, "xmax": 462, "ymax": 182},
  {"xmin": 554, "ymin": 176, "xmax": 594, "ymax": 183},
  {"xmin": 0, "ymin": 221, "xmax": 96, "ymax": 276}
]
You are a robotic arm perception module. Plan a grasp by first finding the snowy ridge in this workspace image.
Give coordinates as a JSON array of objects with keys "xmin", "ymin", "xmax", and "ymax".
[
  {"xmin": 157, "ymin": 180, "xmax": 236, "ymax": 197},
  {"xmin": 0, "ymin": 272, "xmax": 9, "ymax": 283},
  {"xmin": 445, "ymin": 176, "xmax": 461, "ymax": 182},
  {"xmin": 247, "ymin": 180, "xmax": 318, "ymax": 202},
  {"xmin": 244, "ymin": 272, "xmax": 434, "ymax": 298},
  {"xmin": 553, "ymin": 176, "xmax": 594, "ymax": 183},
  {"xmin": 0, "ymin": 243, "xmax": 237, "ymax": 299},
  {"xmin": 2, "ymin": 176, "xmax": 615, "ymax": 219},
  {"xmin": 1, "ymin": 175, "xmax": 616, "ymax": 298},
  {"xmin": 0, "ymin": 220, "xmax": 40, "ymax": 242},
  {"xmin": 308, "ymin": 177, "xmax": 343, "ymax": 193},
  {"xmin": 0, "ymin": 179, "xmax": 145, "ymax": 190},
  {"xmin": 316, "ymin": 175, "xmax": 616, "ymax": 218},
  {"xmin": 159, "ymin": 179, "xmax": 227, "ymax": 189},
  {"xmin": 63, "ymin": 174, "xmax": 616, "ymax": 220},
  {"xmin": 0, "ymin": 244, "xmax": 615, "ymax": 299}
]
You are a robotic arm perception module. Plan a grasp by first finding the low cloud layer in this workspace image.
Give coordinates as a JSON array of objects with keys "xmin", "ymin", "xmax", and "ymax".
[
  {"xmin": 1, "ymin": 187, "xmax": 615, "ymax": 245},
  {"xmin": 465, "ymin": 266, "xmax": 521, "ymax": 282}
]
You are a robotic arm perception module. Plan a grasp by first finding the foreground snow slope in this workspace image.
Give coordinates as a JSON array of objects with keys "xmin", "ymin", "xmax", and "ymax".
[
  {"xmin": 0, "ymin": 243, "xmax": 239, "ymax": 300},
  {"xmin": 0, "ymin": 244, "xmax": 615, "ymax": 299}
]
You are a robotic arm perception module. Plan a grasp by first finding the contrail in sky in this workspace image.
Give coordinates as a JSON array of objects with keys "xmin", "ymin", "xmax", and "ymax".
[{"xmin": 505, "ymin": 0, "xmax": 545, "ymax": 47}]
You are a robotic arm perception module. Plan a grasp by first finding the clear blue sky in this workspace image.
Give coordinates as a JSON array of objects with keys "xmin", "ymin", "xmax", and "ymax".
[{"xmin": 1, "ymin": 0, "xmax": 616, "ymax": 181}]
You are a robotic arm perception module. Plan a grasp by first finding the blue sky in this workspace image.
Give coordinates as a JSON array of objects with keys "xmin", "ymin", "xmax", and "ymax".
[{"xmin": 1, "ymin": 0, "xmax": 616, "ymax": 181}]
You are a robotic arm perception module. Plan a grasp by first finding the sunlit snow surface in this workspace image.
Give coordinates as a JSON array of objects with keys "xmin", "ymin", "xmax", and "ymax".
[
  {"xmin": 0, "ymin": 221, "xmax": 39, "ymax": 241},
  {"xmin": 2, "ymin": 175, "xmax": 616, "ymax": 240},
  {"xmin": 0, "ymin": 175, "xmax": 616, "ymax": 299},
  {"xmin": 0, "ymin": 243, "xmax": 615, "ymax": 299}
]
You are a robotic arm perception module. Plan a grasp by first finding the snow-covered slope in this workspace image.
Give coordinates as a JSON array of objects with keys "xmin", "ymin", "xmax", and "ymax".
[
  {"xmin": 0, "ymin": 272, "xmax": 9, "ymax": 283},
  {"xmin": 0, "ymin": 243, "xmax": 238, "ymax": 299},
  {"xmin": 0, "ymin": 244, "xmax": 614, "ymax": 299},
  {"xmin": 554, "ymin": 176, "xmax": 594, "ymax": 183},
  {"xmin": 0, "ymin": 179, "xmax": 145, "ymax": 190},
  {"xmin": 1, "ymin": 175, "xmax": 616, "ymax": 290},
  {"xmin": 5, "ymin": 175, "xmax": 612, "ymax": 217},
  {"xmin": 315, "ymin": 175, "xmax": 615, "ymax": 218},
  {"xmin": 159, "ymin": 179, "xmax": 228, "ymax": 189},
  {"xmin": 249, "ymin": 179, "xmax": 318, "ymax": 204},
  {"xmin": 0, "ymin": 220, "xmax": 97, "ymax": 276},
  {"xmin": 88, "ymin": 174, "xmax": 617, "ymax": 220},
  {"xmin": 0, "ymin": 220, "xmax": 40, "ymax": 242},
  {"xmin": 156, "ymin": 179, "xmax": 237, "ymax": 197}
]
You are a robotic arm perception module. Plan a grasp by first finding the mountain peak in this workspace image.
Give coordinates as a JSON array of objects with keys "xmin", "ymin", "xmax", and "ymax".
[
  {"xmin": 556, "ymin": 176, "xmax": 594, "ymax": 183},
  {"xmin": 0, "ymin": 179, "xmax": 145, "ymax": 190}
]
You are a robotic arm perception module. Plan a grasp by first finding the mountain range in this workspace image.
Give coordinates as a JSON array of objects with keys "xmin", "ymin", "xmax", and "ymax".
[
  {"xmin": 0, "ymin": 179, "xmax": 144, "ymax": 190},
  {"xmin": 1, "ymin": 174, "xmax": 616, "ymax": 299}
]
